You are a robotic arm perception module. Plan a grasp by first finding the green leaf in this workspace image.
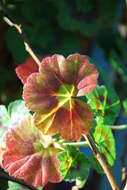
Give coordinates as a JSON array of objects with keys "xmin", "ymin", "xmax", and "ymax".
[
  {"xmin": 91, "ymin": 118, "xmax": 116, "ymax": 167},
  {"xmin": 0, "ymin": 100, "xmax": 30, "ymax": 145},
  {"xmin": 86, "ymin": 85, "xmax": 120, "ymax": 125},
  {"xmin": 8, "ymin": 100, "xmax": 30, "ymax": 126},
  {"xmin": 0, "ymin": 105, "xmax": 10, "ymax": 144},
  {"xmin": 8, "ymin": 181, "xmax": 29, "ymax": 190},
  {"xmin": 58, "ymin": 146, "xmax": 90, "ymax": 186},
  {"xmin": 90, "ymin": 153, "xmax": 104, "ymax": 174},
  {"xmin": 37, "ymin": 187, "xmax": 43, "ymax": 190},
  {"xmin": 123, "ymin": 99, "xmax": 127, "ymax": 113}
]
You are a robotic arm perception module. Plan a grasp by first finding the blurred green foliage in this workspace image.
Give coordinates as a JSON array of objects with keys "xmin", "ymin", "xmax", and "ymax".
[{"xmin": 0, "ymin": 0, "xmax": 127, "ymax": 103}]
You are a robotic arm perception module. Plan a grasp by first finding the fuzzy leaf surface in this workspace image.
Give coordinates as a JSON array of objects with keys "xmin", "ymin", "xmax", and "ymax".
[
  {"xmin": 2, "ymin": 116, "xmax": 62, "ymax": 188},
  {"xmin": 23, "ymin": 54, "xmax": 98, "ymax": 140}
]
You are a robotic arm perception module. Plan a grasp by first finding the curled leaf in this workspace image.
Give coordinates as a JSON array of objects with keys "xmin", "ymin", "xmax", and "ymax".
[
  {"xmin": 2, "ymin": 116, "xmax": 62, "ymax": 188},
  {"xmin": 16, "ymin": 57, "xmax": 39, "ymax": 84},
  {"xmin": 23, "ymin": 54, "xmax": 98, "ymax": 140}
]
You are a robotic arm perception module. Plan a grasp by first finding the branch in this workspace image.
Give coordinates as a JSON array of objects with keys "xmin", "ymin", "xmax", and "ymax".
[
  {"xmin": 0, "ymin": 170, "xmax": 38, "ymax": 190},
  {"xmin": 84, "ymin": 134, "xmax": 120, "ymax": 190},
  {"xmin": 120, "ymin": 135, "xmax": 127, "ymax": 190},
  {"xmin": 0, "ymin": 0, "xmax": 41, "ymax": 66}
]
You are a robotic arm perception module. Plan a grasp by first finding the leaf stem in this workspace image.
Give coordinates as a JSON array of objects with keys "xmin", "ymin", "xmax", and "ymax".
[
  {"xmin": 84, "ymin": 134, "xmax": 120, "ymax": 190},
  {"xmin": 0, "ymin": 0, "xmax": 41, "ymax": 66},
  {"xmin": 0, "ymin": 171, "xmax": 37, "ymax": 190},
  {"xmin": 109, "ymin": 125, "xmax": 127, "ymax": 130},
  {"xmin": 63, "ymin": 141, "xmax": 89, "ymax": 147},
  {"xmin": 120, "ymin": 135, "xmax": 127, "ymax": 190}
]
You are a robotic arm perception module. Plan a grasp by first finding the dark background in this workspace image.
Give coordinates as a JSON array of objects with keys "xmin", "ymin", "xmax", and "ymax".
[{"xmin": 0, "ymin": 0, "xmax": 127, "ymax": 189}]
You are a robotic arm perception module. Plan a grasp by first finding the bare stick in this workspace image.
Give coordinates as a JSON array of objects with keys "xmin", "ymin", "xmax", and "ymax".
[
  {"xmin": 84, "ymin": 134, "xmax": 120, "ymax": 190},
  {"xmin": 0, "ymin": 171, "xmax": 37, "ymax": 190},
  {"xmin": 120, "ymin": 135, "xmax": 127, "ymax": 190},
  {"xmin": 0, "ymin": 0, "xmax": 41, "ymax": 66}
]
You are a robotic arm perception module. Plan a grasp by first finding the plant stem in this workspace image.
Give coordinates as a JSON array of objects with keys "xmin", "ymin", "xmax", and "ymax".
[
  {"xmin": 0, "ymin": 0, "xmax": 41, "ymax": 66},
  {"xmin": 109, "ymin": 125, "xmax": 127, "ymax": 130},
  {"xmin": 120, "ymin": 135, "xmax": 127, "ymax": 190},
  {"xmin": 0, "ymin": 171, "xmax": 37, "ymax": 190},
  {"xmin": 84, "ymin": 134, "xmax": 120, "ymax": 190},
  {"xmin": 63, "ymin": 141, "xmax": 89, "ymax": 147}
]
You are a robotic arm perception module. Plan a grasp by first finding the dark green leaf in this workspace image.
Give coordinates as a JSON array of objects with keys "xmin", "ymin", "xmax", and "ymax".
[
  {"xmin": 90, "ymin": 153, "xmax": 104, "ymax": 174},
  {"xmin": 6, "ymin": 28, "xmax": 28, "ymax": 63}
]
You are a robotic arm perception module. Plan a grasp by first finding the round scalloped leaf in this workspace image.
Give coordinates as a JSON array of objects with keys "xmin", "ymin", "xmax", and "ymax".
[
  {"xmin": 58, "ymin": 146, "xmax": 90, "ymax": 183},
  {"xmin": 86, "ymin": 85, "xmax": 120, "ymax": 125},
  {"xmin": 91, "ymin": 118, "xmax": 116, "ymax": 167},
  {"xmin": 3, "ymin": 116, "xmax": 62, "ymax": 188},
  {"xmin": 23, "ymin": 54, "xmax": 98, "ymax": 140}
]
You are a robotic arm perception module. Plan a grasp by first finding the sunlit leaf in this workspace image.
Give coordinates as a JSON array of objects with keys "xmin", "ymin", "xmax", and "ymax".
[
  {"xmin": 58, "ymin": 146, "xmax": 90, "ymax": 185},
  {"xmin": 23, "ymin": 54, "xmax": 98, "ymax": 140},
  {"xmin": 91, "ymin": 118, "xmax": 116, "ymax": 167},
  {"xmin": 0, "ymin": 100, "xmax": 30, "ymax": 145},
  {"xmin": 8, "ymin": 181, "xmax": 29, "ymax": 190},
  {"xmin": 0, "ymin": 100, "xmax": 30, "ymax": 165},
  {"xmin": 8, "ymin": 100, "xmax": 30, "ymax": 126},
  {"xmin": 0, "ymin": 105, "xmax": 9, "ymax": 145},
  {"xmin": 86, "ymin": 85, "xmax": 120, "ymax": 125},
  {"xmin": 3, "ymin": 116, "xmax": 62, "ymax": 188}
]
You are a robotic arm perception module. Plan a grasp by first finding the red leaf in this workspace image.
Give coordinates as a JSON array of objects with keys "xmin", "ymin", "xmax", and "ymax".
[
  {"xmin": 2, "ymin": 116, "xmax": 62, "ymax": 187},
  {"xmin": 23, "ymin": 54, "xmax": 98, "ymax": 140},
  {"xmin": 15, "ymin": 57, "xmax": 39, "ymax": 84}
]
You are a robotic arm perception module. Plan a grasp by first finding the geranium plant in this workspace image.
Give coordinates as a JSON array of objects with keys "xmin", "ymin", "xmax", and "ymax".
[{"xmin": 0, "ymin": 2, "xmax": 127, "ymax": 190}]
